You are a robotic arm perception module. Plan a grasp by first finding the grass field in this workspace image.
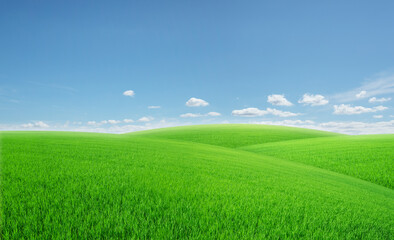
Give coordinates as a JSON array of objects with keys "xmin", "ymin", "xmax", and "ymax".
[
  {"xmin": 241, "ymin": 134, "xmax": 394, "ymax": 189},
  {"xmin": 1, "ymin": 125, "xmax": 393, "ymax": 239}
]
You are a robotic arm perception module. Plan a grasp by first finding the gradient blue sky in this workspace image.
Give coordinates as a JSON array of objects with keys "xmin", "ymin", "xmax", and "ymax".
[{"xmin": 1, "ymin": 0, "xmax": 394, "ymax": 134}]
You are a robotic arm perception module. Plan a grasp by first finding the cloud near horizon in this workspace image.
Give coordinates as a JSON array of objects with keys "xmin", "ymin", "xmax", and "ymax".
[
  {"xmin": 21, "ymin": 121, "xmax": 49, "ymax": 128},
  {"xmin": 232, "ymin": 107, "xmax": 300, "ymax": 117},
  {"xmin": 251, "ymin": 119, "xmax": 394, "ymax": 135},
  {"xmin": 123, "ymin": 119, "xmax": 134, "ymax": 123},
  {"xmin": 333, "ymin": 104, "xmax": 388, "ymax": 115},
  {"xmin": 180, "ymin": 112, "xmax": 221, "ymax": 118},
  {"xmin": 108, "ymin": 120, "xmax": 121, "ymax": 124},
  {"xmin": 138, "ymin": 116, "xmax": 154, "ymax": 122}
]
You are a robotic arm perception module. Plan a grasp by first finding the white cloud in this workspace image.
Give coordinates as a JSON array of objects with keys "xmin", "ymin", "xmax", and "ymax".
[
  {"xmin": 87, "ymin": 121, "xmax": 97, "ymax": 126},
  {"xmin": 252, "ymin": 119, "xmax": 394, "ymax": 135},
  {"xmin": 373, "ymin": 115, "xmax": 383, "ymax": 119},
  {"xmin": 35, "ymin": 121, "xmax": 49, "ymax": 128},
  {"xmin": 356, "ymin": 90, "xmax": 367, "ymax": 98},
  {"xmin": 21, "ymin": 121, "xmax": 49, "ymax": 128},
  {"xmin": 180, "ymin": 113, "xmax": 203, "ymax": 118},
  {"xmin": 232, "ymin": 107, "xmax": 299, "ymax": 117},
  {"xmin": 317, "ymin": 120, "xmax": 394, "ymax": 135},
  {"xmin": 180, "ymin": 112, "xmax": 222, "ymax": 118},
  {"xmin": 266, "ymin": 108, "xmax": 300, "ymax": 117},
  {"xmin": 298, "ymin": 94, "xmax": 329, "ymax": 106},
  {"xmin": 186, "ymin": 97, "xmax": 209, "ymax": 107},
  {"xmin": 253, "ymin": 119, "xmax": 315, "ymax": 126},
  {"xmin": 333, "ymin": 104, "xmax": 388, "ymax": 115},
  {"xmin": 148, "ymin": 106, "xmax": 161, "ymax": 109},
  {"xmin": 123, "ymin": 119, "xmax": 134, "ymax": 123},
  {"xmin": 21, "ymin": 123, "xmax": 34, "ymax": 128},
  {"xmin": 368, "ymin": 97, "xmax": 391, "ymax": 103},
  {"xmin": 207, "ymin": 112, "xmax": 221, "ymax": 116},
  {"xmin": 138, "ymin": 116, "xmax": 154, "ymax": 122},
  {"xmin": 108, "ymin": 120, "xmax": 121, "ymax": 124},
  {"xmin": 1, "ymin": 119, "xmax": 185, "ymax": 134},
  {"xmin": 232, "ymin": 108, "xmax": 268, "ymax": 117},
  {"xmin": 332, "ymin": 73, "xmax": 394, "ymax": 102},
  {"xmin": 87, "ymin": 120, "xmax": 112, "ymax": 126},
  {"xmin": 123, "ymin": 90, "xmax": 135, "ymax": 97},
  {"xmin": 267, "ymin": 94, "xmax": 293, "ymax": 106},
  {"xmin": 4, "ymin": 118, "xmax": 394, "ymax": 135}
]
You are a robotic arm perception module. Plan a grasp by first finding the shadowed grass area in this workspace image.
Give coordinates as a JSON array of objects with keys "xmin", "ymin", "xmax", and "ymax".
[
  {"xmin": 1, "ymin": 126, "xmax": 393, "ymax": 239},
  {"xmin": 241, "ymin": 134, "xmax": 394, "ymax": 189}
]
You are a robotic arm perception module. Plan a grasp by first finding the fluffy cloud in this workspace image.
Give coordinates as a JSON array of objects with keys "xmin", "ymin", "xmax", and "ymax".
[
  {"xmin": 369, "ymin": 97, "xmax": 391, "ymax": 103},
  {"xmin": 356, "ymin": 90, "xmax": 367, "ymax": 98},
  {"xmin": 252, "ymin": 119, "xmax": 315, "ymax": 126},
  {"xmin": 123, "ymin": 119, "xmax": 134, "ymax": 123},
  {"xmin": 298, "ymin": 94, "xmax": 329, "ymax": 106},
  {"xmin": 21, "ymin": 121, "xmax": 49, "ymax": 128},
  {"xmin": 148, "ymin": 106, "xmax": 161, "ymax": 109},
  {"xmin": 87, "ymin": 120, "xmax": 108, "ymax": 126},
  {"xmin": 232, "ymin": 108, "xmax": 267, "ymax": 117},
  {"xmin": 267, "ymin": 94, "xmax": 293, "ymax": 106},
  {"xmin": 232, "ymin": 107, "xmax": 299, "ymax": 117},
  {"xmin": 180, "ymin": 112, "xmax": 221, "ymax": 118},
  {"xmin": 207, "ymin": 112, "xmax": 221, "ymax": 116},
  {"xmin": 138, "ymin": 116, "xmax": 154, "ymax": 122},
  {"xmin": 180, "ymin": 113, "xmax": 203, "ymax": 118},
  {"xmin": 87, "ymin": 121, "xmax": 97, "ymax": 126},
  {"xmin": 373, "ymin": 115, "xmax": 383, "ymax": 119},
  {"xmin": 266, "ymin": 108, "xmax": 300, "ymax": 117},
  {"xmin": 186, "ymin": 97, "xmax": 209, "ymax": 107},
  {"xmin": 21, "ymin": 123, "xmax": 34, "ymax": 128},
  {"xmin": 333, "ymin": 104, "xmax": 388, "ymax": 115},
  {"xmin": 252, "ymin": 119, "xmax": 394, "ymax": 135},
  {"xmin": 36, "ymin": 121, "xmax": 49, "ymax": 128},
  {"xmin": 123, "ymin": 90, "xmax": 135, "ymax": 97},
  {"xmin": 108, "ymin": 120, "xmax": 121, "ymax": 124},
  {"xmin": 318, "ymin": 120, "xmax": 394, "ymax": 134}
]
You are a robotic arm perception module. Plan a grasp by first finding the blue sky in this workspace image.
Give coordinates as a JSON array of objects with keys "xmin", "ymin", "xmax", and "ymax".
[{"xmin": 1, "ymin": 0, "xmax": 394, "ymax": 134}]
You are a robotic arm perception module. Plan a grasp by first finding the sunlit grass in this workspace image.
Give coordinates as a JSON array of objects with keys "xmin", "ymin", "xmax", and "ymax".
[{"xmin": 1, "ymin": 126, "xmax": 393, "ymax": 239}]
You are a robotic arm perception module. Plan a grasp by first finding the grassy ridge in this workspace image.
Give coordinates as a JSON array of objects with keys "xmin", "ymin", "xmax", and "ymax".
[
  {"xmin": 1, "ymin": 130, "xmax": 393, "ymax": 239},
  {"xmin": 130, "ymin": 124, "xmax": 341, "ymax": 148},
  {"xmin": 241, "ymin": 135, "xmax": 394, "ymax": 189}
]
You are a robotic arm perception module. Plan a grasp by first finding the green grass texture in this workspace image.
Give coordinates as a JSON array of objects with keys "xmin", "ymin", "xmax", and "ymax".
[
  {"xmin": 241, "ymin": 134, "xmax": 394, "ymax": 189},
  {"xmin": 130, "ymin": 124, "xmax": 340, "ymax": 148},
  {"xmin": 1, "ymin": 125, "xmax": 393, "ymax": 239}
]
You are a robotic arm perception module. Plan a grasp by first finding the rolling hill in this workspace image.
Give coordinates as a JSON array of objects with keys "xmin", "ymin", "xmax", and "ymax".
[
  {"xmin": 1, "ymin": 125, "xmax": 393, "ymax": 239},
  {"xmin": 240, "ymin": 134, "xmax": 394, "ymax": 189},
  {"xmin": 129, "ymin": 124, "xmax": 341, "ymax": 148}
]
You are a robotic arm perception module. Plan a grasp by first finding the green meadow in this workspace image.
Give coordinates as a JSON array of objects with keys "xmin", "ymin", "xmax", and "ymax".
[{"xmin": 1, "ymin": 124, "xmax": 393, "ymax": 239}]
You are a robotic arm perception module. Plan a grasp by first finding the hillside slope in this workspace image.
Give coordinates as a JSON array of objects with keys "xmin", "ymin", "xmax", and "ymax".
[
  {"xmin": 1, "ymin": 131, "xmax": 393, "ymax": 239},
  {"xmin": 241, "ymin": 134, "xmax": 394, "ymax": 189},
  {"xmin": 129, "ymin": 124, "xmax": 341, "ymax": 148}
]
